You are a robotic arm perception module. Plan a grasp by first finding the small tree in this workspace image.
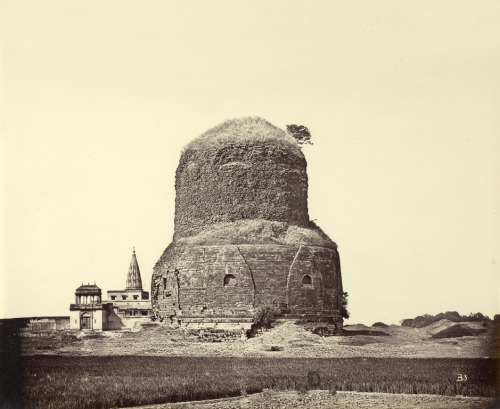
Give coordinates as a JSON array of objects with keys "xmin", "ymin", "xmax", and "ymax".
[
  {"xmin": 286, "ymin": 124, "xmax": 312, "ymax": 145},
  {"xmin": 340, "ymin": 291, "xmax": 350, "ymax": 319}
]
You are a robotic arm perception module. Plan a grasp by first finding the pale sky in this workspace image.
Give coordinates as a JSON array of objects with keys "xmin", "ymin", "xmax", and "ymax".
[{"xmin": 1, "ymin": 1, "xmax": 499, "ymax": 325}]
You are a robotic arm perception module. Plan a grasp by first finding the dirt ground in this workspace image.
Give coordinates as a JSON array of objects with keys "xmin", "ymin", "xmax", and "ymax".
[
  {"xmin": 127, "ymin": 390, "xmax": 499, "ymax": 409},
  {"xmin": 20, "ymin": 320, "xmax": 499, "ymax": 359}
]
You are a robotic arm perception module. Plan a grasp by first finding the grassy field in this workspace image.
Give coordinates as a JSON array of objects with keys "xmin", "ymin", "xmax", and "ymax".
[{"xmin": 3, "ymin": 356, "xmax": 498, "ymax": 409}]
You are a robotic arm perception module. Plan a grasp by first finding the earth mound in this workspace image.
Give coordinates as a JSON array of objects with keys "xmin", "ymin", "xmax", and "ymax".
[
  {"xmin": 431, "ymin": 324, "xmax": 488, "ymax": 339},
  {"xmin": 425, "ymin": 319, "xmax": 456, "ymax": 335}
]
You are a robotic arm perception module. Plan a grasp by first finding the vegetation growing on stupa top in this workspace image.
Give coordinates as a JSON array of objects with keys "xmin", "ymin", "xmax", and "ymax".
[
  {"xmin": 286, "ymin": 124, "xmax": 312, "ymax": 145},
  {"xmin": 183, "ymin": 117, "xmax": 302, "ymax": 157}
]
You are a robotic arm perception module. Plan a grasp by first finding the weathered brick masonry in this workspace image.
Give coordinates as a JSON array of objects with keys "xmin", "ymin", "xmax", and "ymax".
[
  {"xmin": 152, "ymin": 244, "xmax": 343, "ymax": 325},
  {"xmin": 174, "ymin": 137, "xmax": 309, "ymax": 240},
  {"xmin": 151, "ymin": 118, "xmax": 344, "ymax": 329}
]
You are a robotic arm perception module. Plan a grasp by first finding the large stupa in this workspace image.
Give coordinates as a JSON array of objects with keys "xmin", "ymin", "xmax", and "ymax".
[{"xmin": 151, "ymin": 117, "xmax": 344, "ymax": 330}]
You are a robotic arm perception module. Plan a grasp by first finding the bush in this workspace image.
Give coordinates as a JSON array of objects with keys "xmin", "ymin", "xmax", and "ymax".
[
  {"xmin": 295, "ymin": 371, "xmax": 337, "ymax": 397},
  {"xmin": 372, "ymin": 322, "xmax": 388, "ymax": 327},
  {"xmin": 286, "ymin": 124, "xmax": 312, "ymax": 145},
  {"xmin": 307, "ymin": 371, "xmax": 321, "ymax": 388},
  {"xmin": 296, "ymin": 384, "xmax": 308, "ymax": 395},
  {"xmin": 340, "ymin": 292, "xmax": 350, "ymax": 319},
  {"xmin": 253, "ymin": 299, "xmax": 284, "ymax": 329},
  {"xmin": 327, "ymin": 381, "xmax": 337, "ymax": 396}
]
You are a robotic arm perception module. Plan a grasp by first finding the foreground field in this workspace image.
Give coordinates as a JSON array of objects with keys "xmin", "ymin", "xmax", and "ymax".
[
  {"xmin": 2, "ymin": 321, "xmax": 497, "ymax": 408},
  {"xmin": 6, "ymin": 356, "xmax": 499, "ymax": 409}
]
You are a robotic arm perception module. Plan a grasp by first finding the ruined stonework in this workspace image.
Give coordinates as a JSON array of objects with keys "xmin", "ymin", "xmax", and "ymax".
[{"xmin": 152, "ymin": 117, "xmax": 344, "ymax": 329}]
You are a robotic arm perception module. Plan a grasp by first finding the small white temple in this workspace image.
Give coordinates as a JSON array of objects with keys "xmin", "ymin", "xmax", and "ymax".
[
  {"xmin": 69, "ymin": 248, "xmax": 152, "ymax": 331},
  {"xmin": 106, "ymin": 247, "xmax": 152, "ymax": 323}
]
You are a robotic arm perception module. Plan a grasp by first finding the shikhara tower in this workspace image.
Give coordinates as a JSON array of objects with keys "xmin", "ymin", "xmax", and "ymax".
[
  {"xmin": 107, "ymin": 248, "xmax": 151, "ymax": 314},
  {"xmin": 151, "ymin": 118, "xmax": 344, "ymax": 330},
  {"xmin": 126, "ymin": 248, "xmax": 143, "ymax": 290}
]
